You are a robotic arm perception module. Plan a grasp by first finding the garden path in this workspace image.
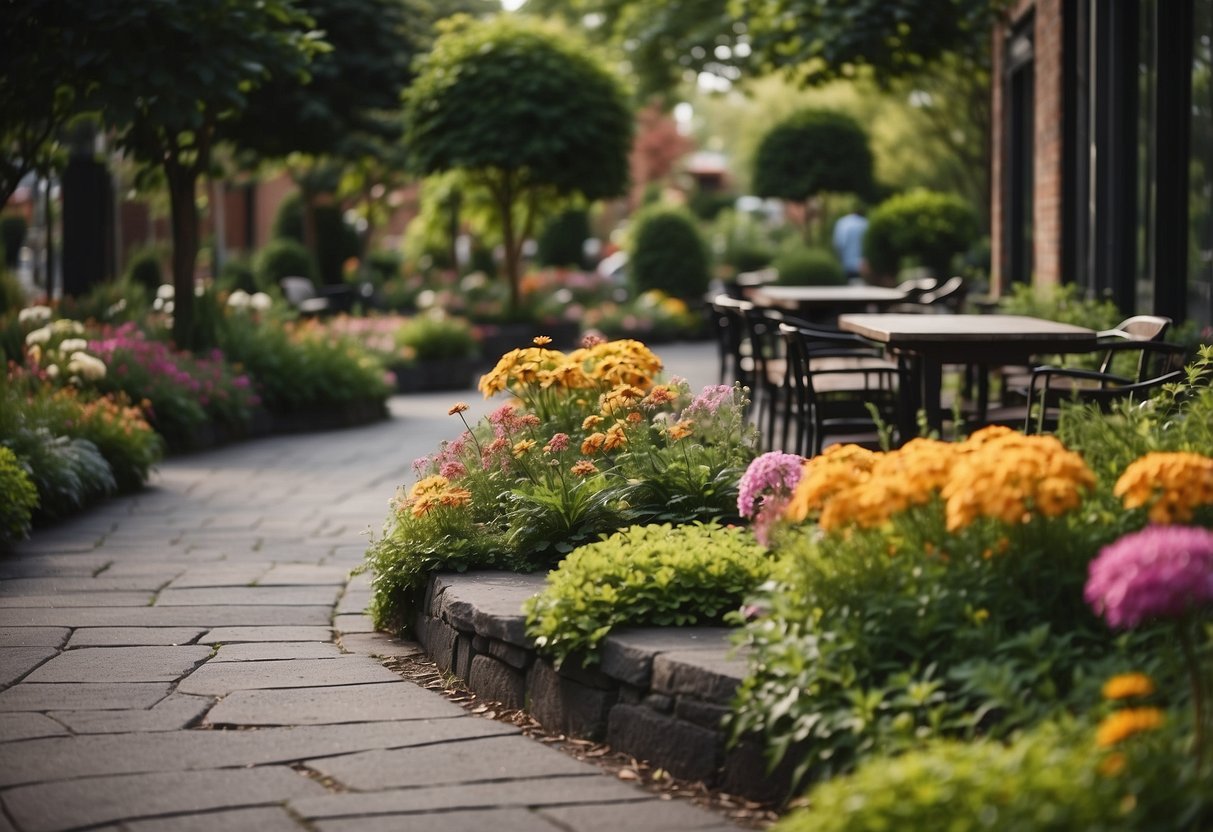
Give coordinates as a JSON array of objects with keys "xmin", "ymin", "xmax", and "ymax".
[{"xmin": 0, "ymin": 344, "xmax": 736, "ymax": 831}]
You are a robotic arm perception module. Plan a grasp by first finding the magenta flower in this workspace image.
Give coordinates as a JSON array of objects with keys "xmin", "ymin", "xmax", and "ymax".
[
  {"xmin": 1085, "ymin": 525, "xmax": 1213, "ymax": 628},
  {"xmin": 737, "ymin": 451, "xmax": 804, "ymax": 546}
]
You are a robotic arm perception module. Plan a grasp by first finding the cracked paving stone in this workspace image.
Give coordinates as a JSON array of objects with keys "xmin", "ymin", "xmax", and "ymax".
[
  {"xmin": 0, "ymin": 683, "xmax": 171, "ymax": 712},
  {"xmin": 178, "ymin": 657, "xmax": 402, "ymax": 695},
  {"xmin": 25, "ymin": 646, "xmax": 212, "ymax": 684},
  {"xmin": 205, "ymin": 682, "xmax": 466, "ymax": 727},
  {"xmin": 67, "ymin": 628, "xmax": 207, "ymax": 647},
  {"xmin": 0, "ymin": 647, "xmax": 58, "ymax": 687},
  {"xmin": 198, "ymin": 626, "xmax": 334, "ymax": 644},
  {"xmin": 209, "ymin": 642, "xmax": 344, "ymax": 662},
  {"xmin": 49, "ymin": 693, "xmax": 212, "ymax": 734},
  {"xmin": 0, "ymin": 628, "xmax": 69, "ymax": 648},
  {"xmin": 0, "ymin": 713, "xmax": 68, "ymax": 742}
]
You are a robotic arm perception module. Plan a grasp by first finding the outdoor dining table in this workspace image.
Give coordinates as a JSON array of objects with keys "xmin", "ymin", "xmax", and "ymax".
[
  {"xmin": 836, "ymin": 313, "xmax": 1099, "ymax": 438},
  {"xmin": 751, "ymin": 285, "xmax": 908, "ymax": 319}
]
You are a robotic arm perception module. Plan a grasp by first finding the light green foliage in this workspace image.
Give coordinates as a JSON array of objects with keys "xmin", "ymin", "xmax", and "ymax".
[
  {"xmin": 773, "ymin": 246, "xmax": 845, "ymax": 286},
  {"xmin": 752, "ymin": 110, "xmax": 873, "ymax": 204},
  {"xmin": 525, "ymin": 523, "xmax": 770, "ymax": 665},
  {"xmin": 778, "ymin": 719, "xmax": 1210, "ymax": 832},
  {"xmin": 405, "ymin": 15, "xmax": 632, "ymax": 310},
  {"xmin": 0, "ymin": 446, "xmax": 38, "ymax": 544},
  {"xmin": 395, "ymin": 314, "xmax": 478, "ymax": 361},
  {"xmin": 628, "ymin": 206, "xmax": 711, "ymax": 301},
  {"xmin": 998, "ymin": 282, "xmax": 1123, "ymax": 331},
  {"xmin": 3, "ymin": 431, "xmax": 115, "ymax": 521},
  {"xmin": 865, "ymin": 188, "xmax": 979, "ymax": 278}
]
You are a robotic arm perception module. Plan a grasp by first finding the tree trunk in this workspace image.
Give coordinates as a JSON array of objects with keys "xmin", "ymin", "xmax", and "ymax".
[
  {"xmin": 165, "ymin": 161, "xmax": 199, "ymax": 348},
  {"xmin": 498, "ymin": 176, "xmax": 520, "ymax": 316}
]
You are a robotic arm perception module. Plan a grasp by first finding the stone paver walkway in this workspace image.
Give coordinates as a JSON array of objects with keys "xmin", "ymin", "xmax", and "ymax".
[{"xmin": 0, "ymin": 345, "xmax": 741, "ymax": 831}]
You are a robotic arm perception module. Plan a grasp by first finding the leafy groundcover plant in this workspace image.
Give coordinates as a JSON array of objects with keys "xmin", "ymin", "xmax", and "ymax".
[
  {"xmin": 524, "ymin": 522, "xmax": 771, "ymax": 667},
  {"xmin": 0, "ymin": 446, "xmax": 38, "ymax": 544},
  {"xmin": 730, "ymin": 427, "xmax": 1198, "ymax": 794},
  {"xmin": 364, "ymin": 335, "xmax": 758, "ymax": 634}
]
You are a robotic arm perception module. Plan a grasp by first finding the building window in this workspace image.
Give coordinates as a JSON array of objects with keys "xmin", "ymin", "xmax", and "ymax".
[
  {"xmin": 1191, "ymin": 0, "xmax": 1213, "ymax": 328},
  {"xmin": 1005, "ymin": 17, "xmax": 1035, "ymax": 286}
]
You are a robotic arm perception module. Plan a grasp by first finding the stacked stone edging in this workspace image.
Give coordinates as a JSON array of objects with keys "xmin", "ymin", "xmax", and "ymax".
[{"xmin": 413, "ymin": 571, "xmax": 792, "ymax": 803}]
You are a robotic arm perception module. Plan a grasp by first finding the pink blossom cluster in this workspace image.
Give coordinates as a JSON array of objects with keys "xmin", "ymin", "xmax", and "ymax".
[
  {"xmin": 737, "ymin": 451, "xmax": 805, "ymax": 546},
  {"xmin": 1085, "ymin": 525, "xmax": 1213, "ymax": 628},
  {"xmin": 683, "ymin": 385, "xmax": 737, "ymax": 421}
]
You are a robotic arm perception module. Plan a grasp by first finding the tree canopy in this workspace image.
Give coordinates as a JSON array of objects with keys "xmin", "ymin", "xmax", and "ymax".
[
  {"xmin": 752, "ymin": 109, "xmax": 873, "ymax": 203},
  {"xmin": 404, "ymin": 15, "xmax": 633, "ymax": 311}
]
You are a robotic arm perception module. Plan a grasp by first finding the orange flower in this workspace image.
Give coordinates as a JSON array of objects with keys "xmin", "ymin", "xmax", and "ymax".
[
  {"xmin": 512, "ymin": 439, "xmax": 537, "ymax": 458},
  {"xmin": 603, "ymin": 423, "xmax": 628, "ymax": 452},
  {"xmin": 581, "ymin": 432, "xmax": 606, "ymax": 455},
  {"xmin": 1096, "ymin": 708, "xmax": 1164, "ymax": 747},
  {"xmin": 1102, "ymin": 673, "xmax": 1156, "ymax": 701},
  {"xmin": 1113, "ymin": 452, "xmax": 1213, "ymax": 524},
  {"xmin": 571, "ymin": 460, "xmax": 599, "ymax": 477},
  {"xmin": 448, "ymin": 402, "xmax": 469, "ymax": 415}
]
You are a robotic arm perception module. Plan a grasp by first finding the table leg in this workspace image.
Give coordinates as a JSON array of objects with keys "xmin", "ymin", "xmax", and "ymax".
[
  {"xmin": 920, "ymin": 358, "xmax": 944, "ymax": 436},
  {"xmin": 894, "ymin": 351, "xmax": 920, "ymax": 444}
]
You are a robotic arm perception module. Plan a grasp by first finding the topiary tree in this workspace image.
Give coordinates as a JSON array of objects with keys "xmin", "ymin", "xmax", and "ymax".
[
  {"xmin": 255, "ymin": 238, "xmax": 318, "ymax": 289},
  {"xmin": 272, "ymin": 193, "xmax": 361, "ymax": 285},
  {"xmin": 404, "ymin": 16, "xmax": 632, "ymax": 315},
  {"xmin": 753, "ymin": 109, "xmax": 873, "ymax": 237},
  {"xmin": 865, "ymin": 188, "xmax": 979, "ymax": 279},
  {"xmin": 772, "ymin": 245, "xmax": 846, "ymax": 286},
  {"xmin": 628, "ymin": 206, "xmax": 710, "ymax": 301},
  {"xmin": 537, "ymin": 208, "xmax": 590, "ymax": 268}
]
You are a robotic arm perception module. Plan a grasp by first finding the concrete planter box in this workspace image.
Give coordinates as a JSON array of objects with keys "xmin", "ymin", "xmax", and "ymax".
[{"xmin": 413, "ymin": 570, "xmax": 793, "ymax": 803}]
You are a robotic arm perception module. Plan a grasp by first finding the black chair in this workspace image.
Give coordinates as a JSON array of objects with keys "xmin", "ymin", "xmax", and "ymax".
[
  {"xmin": 739, "ymin": 304, "xmax": 791, "ymax": 448},
  {"xmin": 778, "ymin": 321, "xmax": 900, "ymax": 456},
  {"xmin": 915, "ymin": 276, "xmax": 967, "ymax": 313},
  {"xmin": 709, "ymin": 294, "xmax": 754, "ymax": 390},
  {"xmin": 1023, "ymin": 340, "xmax": 1188, "ymax": 433}
]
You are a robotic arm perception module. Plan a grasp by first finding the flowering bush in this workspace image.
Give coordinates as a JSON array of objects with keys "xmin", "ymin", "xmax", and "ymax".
[{"xmin": 364, "ymin": 336, "xmax": 759, "ymax": 633}]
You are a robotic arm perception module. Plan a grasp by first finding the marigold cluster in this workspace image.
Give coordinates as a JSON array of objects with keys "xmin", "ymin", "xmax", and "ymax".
[
  {"xmin": 398, "ymin": 474, "xmax": 472, "ymax": 518},
  {"xmin": 1101, "ymin": 673, "xmax": 1156, "ymax": 701},
  {"xmin": 1113, "ymin": 451, "xmax": 1213, "ymax": 524},
  {"xmin": 1095, "ymin": 707, "xmax": 1165, "ymax": 747},
  {"xmin": 820, "ymin": 439, "xmax": 958, "ymax": 531},
  {"xmin": 784, "ymin": 444, "xmax": 877, "ymax": 523},
  {"xmin": 477, "ymin": 338, "xmax": 662, "ymax": 399},
  {"xmin": 942, "ymin": 433, "xmax": 1094, "ymax": 531}
]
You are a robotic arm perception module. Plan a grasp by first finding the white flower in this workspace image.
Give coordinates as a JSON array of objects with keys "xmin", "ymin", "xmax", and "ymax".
[
  {"xmin": 156, "ymin": 284, "xmax": 175, "ymax": 300},
  {"xmin": 164, "ymin": 300, "xmax": 175, "ymax": 314},
  {"xmin": 250, "ymin": 292, "xmax": 273, "ymax": 311},
  {"xmin": 227, "ymin": 290, "xmax": 251, "ymax": 309},
  {"xmin": 25, "ymin": 326, "xmax": 52, "ymax": 346},
  {"xmin": 67, "ymin": 352, "xmax": 106, "ymax": 381},
  {"xmin": 17, "ymin": 305, "xmax": 52, "ymax": 325},
  {"xmin": 59, "ymin": 338, "xmax": 88, "ymax": 353},
  {"xmin": 194, "ymin": 283, "xmax": 205, "ymax": 297},
  {"xmin": 45, "ymin": 364, "xmax": 59, "ymax": 379},
  {"xmin": 51, "ymin": 319, "xmax": 84, "ymax": 335}
]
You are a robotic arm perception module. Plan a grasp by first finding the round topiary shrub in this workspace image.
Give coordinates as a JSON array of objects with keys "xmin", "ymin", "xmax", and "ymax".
[
  {"xmin": 272, "ymin": 193, "xmax": 361, "ymax": 285},
  {"xmin": 217, "ymin": 258, "xmax": 259, "ymax": 293},
  {"xmin": 773, "ymin": 246, "xmax": 846, "ymax": 286},
  {"xmin": 537, "ymin": 208, "xmax": 590, "ymax": 268},
  {"xmin": 753, "ymin": 110, "xmax": 873, "ymax": 203},
  {"xmin": 865, "ymin": 189, "xmax": 979, "ymax": 279},
  {"xmin": 123, "ymin": 249, "xmax": 163, "ymax": 300},
  {"xmin": 255, "ymin": 238, "xmax": 318, "ymax": 288},
  {"xmin": 628, "ymin": 207, "xmax": 710, "ymax": 302}
]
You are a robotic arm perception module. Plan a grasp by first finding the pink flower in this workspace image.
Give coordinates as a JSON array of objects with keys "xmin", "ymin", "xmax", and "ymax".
[
  {"xmin": 738, "ymin": 451, "xmax": 804, "ymax": 546},
  {"xmin": 683, "ymin": 384, "xmax": 736, "ymax": 420},
  {"xmin": 544, "ymin": 433, "xmax": 570, "ymax": 453},
  {"xmin": 1085, "ymin": 525, "xmax": 1213, "ymax": 628}
]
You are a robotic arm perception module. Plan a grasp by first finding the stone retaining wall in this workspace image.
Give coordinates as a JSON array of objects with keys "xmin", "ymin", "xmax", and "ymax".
[{"xmin": 413, "ymin": 571, "xmax": 794, "ymax": 803}]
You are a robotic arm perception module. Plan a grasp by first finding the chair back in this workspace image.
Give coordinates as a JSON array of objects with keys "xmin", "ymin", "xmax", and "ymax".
[
  {"xmin": 916, "ymin": 276, "xmax": 966, "ymax": 311},
  {"xmin": 894, "ymin": 276, "xmax": 938, "ymax": 302},
  {"xmin": 1095, "ymin": 315, "xmax": 1173, "ymax": 380},
  {"xmin": 709, "ymin": 294, "xmax": 753, "ymax": 388},
  {"xmin": 1101, "ymin": 315, "xmax": 1171, "ymax": 342}
]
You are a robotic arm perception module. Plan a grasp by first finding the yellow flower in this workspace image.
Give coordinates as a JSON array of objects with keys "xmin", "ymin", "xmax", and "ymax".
[
  {"xmin": 784, "ymin": 444, "xmax": 877, "ymax": 523},
  {"xmin": 1113, "ymin": 452, "xmax": 1213, "ymax": 524},
  {"xmin": 533, "ymin": 335, "xmax": 553, "ymax": 346},
  {"xmin": 448, "ymin": 402, "xmax": 469, "ymax": 415},
  {"xmin": 1102, "ymin": 673, "xmax": 1156, "ymax": 701},
  {"xmin": 1095, "ymin": 708, "xmax": 1164, "ymax": 747},
  {"xmin": 582, "ymin": 415, "xmax": 604, "ymax": 431},
  {"xmin": 512, "ymin": 439, "xmax": 537, "ymax": 458}
]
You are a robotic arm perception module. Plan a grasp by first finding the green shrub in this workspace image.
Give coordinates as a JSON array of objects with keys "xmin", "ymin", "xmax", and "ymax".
[
  {"xmin": 255, "ymin": 237, "xmax": 317, "ymax": 287},
  {"xmin": 537, "ymin": 208, "xmax": 590, "ymax": 268},
  {"xmin": 1, "ymin": 214, "xmax": 26, "ymax": 269},
  {"xmin": 525, "ymin": 523, "xmax": 770, "ymax": 666},
  {"xmin": 272, "ymin": 193, "xmax": 361, "ymax": 285},
  {"xmin": 123, "ymin": 249, "xmax": 163, "ymax": 300},
  {"xmin": 365, "ymin": 249, "xmax": 403, "ymax": 286},
  {"xmin": 0, "ymin": 446, "xmax": 38, "ymax": 544},
  {"xmin": 773, "ymin": 246, "xmax": 846, "ymax": 286},
  {"xmin": 54, "ymin": 277, "xmax": 148, "ymax": 326},
  {"xmin": 865, "ymin": 189, "xmax": 979, "ymax": 278},
  {"xmin": 998, "ymin": 282, "xmax": 1122, "ymax": 330},
  {"xmin": 752, "ymin": 110, "xmax": 873, "ymax": 203},
  {"xmin": 0, "ymin": 268, "xmax": 25, "ymax": 316},
  {"xmin": 216, "ymin": 258, "xmax": 259, "ymax": 294},
  {"xmin": 395, "ymin": 314, "xmax": 477, "ymax": 361},
  {"xmin": 778, "ymin": 719, "xmax": 1209, "ymax": 832},
  {"xmin": 4, "ymin": 430, "xmax": 115, "ymax": 520},
  {"xmin": 628, "ymin": 207, "xmax": 711, "ymax": 301}
]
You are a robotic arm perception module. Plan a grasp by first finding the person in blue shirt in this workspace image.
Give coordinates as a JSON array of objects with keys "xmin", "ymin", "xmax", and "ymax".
[{"xmin": 832, "ymin": 207, "xmax": 869, "ymax": 285}]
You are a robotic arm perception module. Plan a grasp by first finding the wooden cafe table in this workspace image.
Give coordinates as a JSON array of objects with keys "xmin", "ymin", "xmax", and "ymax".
[
  {"xmin": 752, "ymin": 284, "xmax": 908, "ymax": 318},
  {"xmin": 837, "ymin": 313, "xmax": 1098, "ymax": 437}
]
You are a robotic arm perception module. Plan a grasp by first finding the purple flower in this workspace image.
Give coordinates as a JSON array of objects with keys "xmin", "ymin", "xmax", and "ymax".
[
  {"xmin": 1085, "ymin": 525, "xmax": 1213, "ymax": 628},
  {"xmin": 737, "ymin": 451, "xmax": 804, "ymax": 546}
]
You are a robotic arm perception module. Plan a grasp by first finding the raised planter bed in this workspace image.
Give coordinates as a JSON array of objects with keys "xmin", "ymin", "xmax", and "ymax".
[
  {"xmin": 413, "ymin": 571, "xmax": 794, "ymax": 803},
  {"xmin": 390, "ymin": 358, "xmax": 480, "ymax": 393}
]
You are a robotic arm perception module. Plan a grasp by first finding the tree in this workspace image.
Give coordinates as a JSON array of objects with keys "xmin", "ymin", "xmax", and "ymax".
[
  {"xmin": 404, "ymin": 16, "xmax": 633, "ymax": 314},
  {"xmin": 630, "ymin": 101, "xmax": 695, "ymax": 209},
  {"xmin": 753, "ymin": 109, "xmax": 872, "ymax": 239},
  {"xmin": 62, "ymin": 1, "xmax": 320, "ymax": 346}
]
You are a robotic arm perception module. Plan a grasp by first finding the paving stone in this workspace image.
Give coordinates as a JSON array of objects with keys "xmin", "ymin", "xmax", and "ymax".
[
  {"xmin": 0, "ymin": 647, "xmax": 57, "ymax": 687},
  {"xmin": 0, "ymin": 628, "xmax": 69, "ymax": 648},
  {"xmin": 606, "ymin": 704, "xmax": 721, "ymax": 783},
  {"xmin": 538, "ymin": 801, "xmax": 742, "ymax": 831},
  {"xmin": 205, "ymin": 681, "xmax": 465, "ymax": 727},
  {"xmin": 0, "ymin": 720, "xmax": 518, "ymax": 786},
  {"xmin": 314, "ymin": 808, "xmax": 563, "ymax": 832},
  {"xmin": 120, "ymin": 806, "xmax": 305, "ymax": 832},
  {"xmin": 332, "ymin": 613, "xmax": 376, "ymax": 634},
  {"xmin": 600, "ymin": 628, "xmax": 735, "ymax": 688},
  {"xmin": 50, "ymin": 693, "xmax": 212, "ymax": 734},
  {"xmin": 199, "ymin": 626, "xmax": 334, "ymax": 643},
  {"xmin": 0, "ymin": 592, "xmax": 155, "ymax": 608},
  {"xmin": 0, "ymin": 683, "xmax": 171, "ymax": 712},
  {"xmin": 156, "ymin": 586, "xmax": 340, "ymax": 606},
  {"xmin": 291, "ymin": 776, "xmax": 652, "ymax": 820},
  {"xmin": 0, "ymin": 576, "xmax": 171, "ymax": 594},
  {"xmin": 650, "ymin": 651, "xmax": 749, "ymax": 705},
  {"xmin": 67, "ymin": 627, "xmax": 206, "ymax": 647},
  {"xmin": 338, "ymin": 633, "xmax": 423, "ymax": 659},
  {"xmin": 25, "ymin": 646, "xmax": 212, "ymax": 684},
  {"xmin": 260, "ymin": 564, "xmax": 349, "ymax": 586},
  {"xmin": 210, "ymin": 642, "xmax": 344, "ymax": 662},
  {"xmin": 0, "ymin": 605, "xmax": 332, "ymax": 628},
  {"xmin": 308, "ymin": 733, "xmax": 596, "ymax": 790},
  {"xmin": 0, "ymin": 713, "xmax": 68, "ymax": 742},
  {"xmin": 163, "ymin": 566, "xmax": 269, "ymax": 588},
  {"xmin": 2, "ymin": 766, "xmax": 325, "ymax": 832},
  {"xmin": 178, "ymin": 657, "xmax": 401, "ymax": 695}
]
